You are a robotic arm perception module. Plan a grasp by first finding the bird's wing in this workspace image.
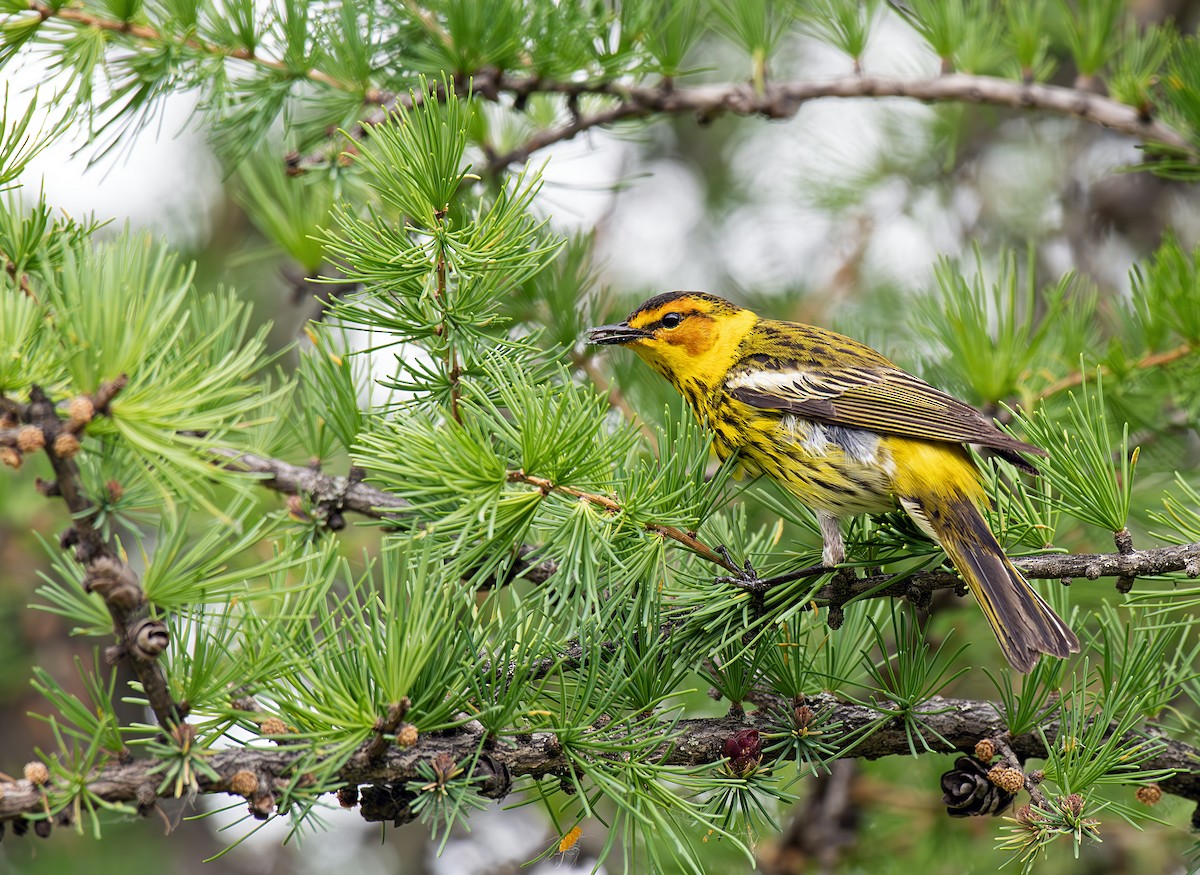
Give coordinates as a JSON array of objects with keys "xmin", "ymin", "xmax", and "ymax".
[{"xmin": 727, "ymin": 364, "xmax": 1046, "ymax": 462}]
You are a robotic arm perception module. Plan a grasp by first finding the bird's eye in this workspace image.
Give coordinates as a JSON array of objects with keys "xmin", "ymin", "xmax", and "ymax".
[{"xmin": 661, "ymin": 312, "xmax": 684, "ymax": 329}]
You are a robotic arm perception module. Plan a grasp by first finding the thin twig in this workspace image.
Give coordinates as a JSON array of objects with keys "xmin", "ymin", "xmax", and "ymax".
[
  {"xmin": 506, "ymin": 470, "xmax": 739, "ymax": 572},
  {"xmin": 482, "ymin": 73, "xmax": 1192, "ymax": 171},
  {"xmin": 803, "ymin": 541, "xmax": 1200, "ymax": 609},
  {"xmin": 208, "ymin": 449, "xmax": 565, "ymax": 579},
  {"xmin": 1037, "ymin": 342, "xmax": 1195, "ymax": 400},
  {"xmin": 3, "ymin": 257, "xmax": 38, "ymax": 304},
  {"xmin": 207, "ymin": 448, "xmax": 409, "ymax": 521},
  {"xmin": 433, "ymin": 249, "xmax": 462, "ymax": 424},
  {"xmin": 275, "ymin": 69, "xmax": 1200, "ymax": 174},
  {"xmin": 487, "ymin": 101, "xmax": 653, "ymax": 171},
  {"xmin": 991, "ymin": 735, "xmax": 1051, "ymax": 811}
]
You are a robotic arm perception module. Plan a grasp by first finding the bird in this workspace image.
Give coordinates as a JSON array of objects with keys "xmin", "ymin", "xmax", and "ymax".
[{"xmin": 588, "ymin": 290, "xmax": 1079, "ymax": 672}]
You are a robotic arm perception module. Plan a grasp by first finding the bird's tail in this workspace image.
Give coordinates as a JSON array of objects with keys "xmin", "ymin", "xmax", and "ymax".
[{"xmin": 902, "ymin": 494, "xmax": 1080, "ymax": 673}]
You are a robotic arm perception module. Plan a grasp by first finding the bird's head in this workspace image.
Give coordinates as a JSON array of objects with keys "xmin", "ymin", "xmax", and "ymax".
[{"xmin": 587, "ymin": 291, "xmax": 758, "ymax": 389}]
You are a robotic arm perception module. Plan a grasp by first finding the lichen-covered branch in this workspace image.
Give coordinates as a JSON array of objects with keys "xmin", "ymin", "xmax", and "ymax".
[
  {"xmin": 1, "ymin": 692, "xmax": 1196, "ymax": 826},
  {"xmin": 816, "ymin": 541, "xmax": 1200, "ymax": 608},
  {"xmin": 207, "ymin": 448, "xmax": 409, "ymax": 521}
]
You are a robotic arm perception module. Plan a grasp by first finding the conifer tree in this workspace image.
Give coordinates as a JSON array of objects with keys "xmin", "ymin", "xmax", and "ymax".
[{"xmin": 1, "ymin": 1, "xmax": 1200, "ymax": 872}]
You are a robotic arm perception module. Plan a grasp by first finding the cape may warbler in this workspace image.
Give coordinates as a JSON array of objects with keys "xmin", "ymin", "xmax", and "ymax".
[{"xmin": 589, "ymin": 291, "xmax": 1079, "ymax": 672}]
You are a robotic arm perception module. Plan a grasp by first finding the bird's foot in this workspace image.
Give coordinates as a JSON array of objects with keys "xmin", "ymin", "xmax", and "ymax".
[
  {"xmin": 714, "ymin": 545, "xmax": 764, "ymax": 592},
  {"xmin": 715, "ymin": 546, "xmax": 834, "ymax": 595}
]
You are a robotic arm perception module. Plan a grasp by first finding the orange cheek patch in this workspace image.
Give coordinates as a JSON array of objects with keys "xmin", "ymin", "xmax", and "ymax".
[{"xmin": 674, "ymin": 318, "xmax": 715, "ymax": 356}]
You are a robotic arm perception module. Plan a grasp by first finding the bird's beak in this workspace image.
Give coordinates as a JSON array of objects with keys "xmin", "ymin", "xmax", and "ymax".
[{"xmin": 588, "ymin": 323, "xmax": 651, "ymax": 345}]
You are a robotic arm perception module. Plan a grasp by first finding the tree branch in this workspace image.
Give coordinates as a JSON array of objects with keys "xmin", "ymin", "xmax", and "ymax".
[
  {"xmin": 292, "ymin": 70, "xmax": 1195, "ymax": 174},
  {"xmin": 1, "ymin": 692, "xmax": 1196, "ymax": 826},
  {"xmin": 483, "ymin": 72, "xmax": 1192, "ymax": 171},
  {"xmin": 18, "ymin": 0, "xmax": 1194, "ymax": 169},
  {"xmin": 216, "ymin": 446, "xmax": 736, "ymax": 573},
  {"xmin": 207, "ymin": 448, "xmax": 409, "ymax": 521},
  {"xmin": 207, "ymin": 446, "xmax": 1200, "ymax": 596},
  {"xmin": 810, "ymin": 542, "xmax": 1200, "ymax": 609},
  {"xmin": 208, "ymin": 449, "xmax": 563, "ymax": 581},
  {"xmin": 486, "ymin": 99, "xmax": 653, "ymax": 171},
  {"xmin": 21, "ymin": 381, "xmax": 182, "ymax": 729}
]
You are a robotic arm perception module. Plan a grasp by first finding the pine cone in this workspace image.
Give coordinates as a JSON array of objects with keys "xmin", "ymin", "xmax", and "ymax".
[
  {"xmin": 358, "ymin": 783, "xmax": 417, "ymax": 826},
  {"xmin": 941, "ymin": 756, "xmax": 1017, "ymax": 817}
]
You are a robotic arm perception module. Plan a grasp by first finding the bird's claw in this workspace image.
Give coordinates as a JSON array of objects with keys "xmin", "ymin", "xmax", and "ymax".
[{"xmin": 714, "ymin": 546, "xmax": 763, "ymax": 591}]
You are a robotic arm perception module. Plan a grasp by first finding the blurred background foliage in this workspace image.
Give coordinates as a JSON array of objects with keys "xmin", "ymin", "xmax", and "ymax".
[{"xmin": 1, "ymin": 0, "xmax": 1200, "ymax": 873}]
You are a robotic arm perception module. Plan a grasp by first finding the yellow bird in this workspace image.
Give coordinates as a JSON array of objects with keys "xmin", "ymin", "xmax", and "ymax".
[{"xmin": 589, "ymin": 291, "xmax": 1079, "ymax": 672}]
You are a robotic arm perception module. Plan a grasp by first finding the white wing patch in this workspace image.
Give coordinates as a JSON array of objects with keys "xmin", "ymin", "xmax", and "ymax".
[{"xmin": 728, "ymin": 369, "xmax": 822, "ymax": 395}]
